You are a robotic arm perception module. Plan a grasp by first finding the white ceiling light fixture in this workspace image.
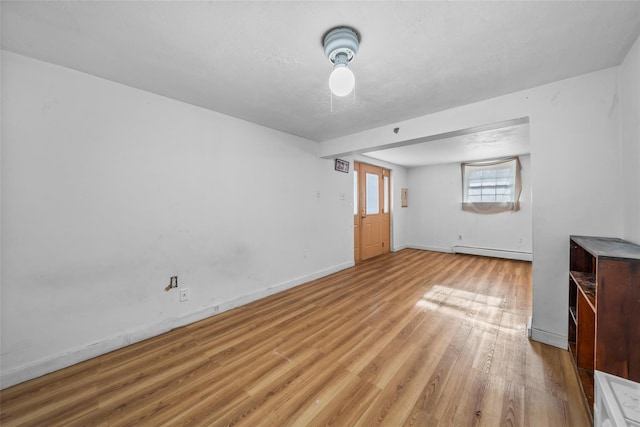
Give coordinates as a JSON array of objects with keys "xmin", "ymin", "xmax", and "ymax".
[{"xmin": 323, "ymin": 27, "xmax": 360, "ymax": 98}]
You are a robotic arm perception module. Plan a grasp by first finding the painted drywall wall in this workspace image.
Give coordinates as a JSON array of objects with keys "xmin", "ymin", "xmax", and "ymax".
[
  {"xmin": 0, "ymin": 51, "xmax": 354, "ymax": 387},
  {"xmin": 406, "ymin": 155, "xmax": 532, "ymax": 257},
  {"xmin": 620, "ymin": 34, "xmax": 640, "ymax": 245},
  {"xmin": 320, "ymin": 67, "xmax": 624, "ymax": 349},
  {"xmin": 389, "ymin": 165, "xmax": 409, "ymax": 251},
  {"xmin": 528, "ymin": 69, "xmax": 622, "ymax": 347}
]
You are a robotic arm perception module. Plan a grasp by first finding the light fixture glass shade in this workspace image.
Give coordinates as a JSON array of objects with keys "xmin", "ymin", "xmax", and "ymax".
[{"xmin": 329, "ymin": 65, "xmax": 355, "ymax": 97}]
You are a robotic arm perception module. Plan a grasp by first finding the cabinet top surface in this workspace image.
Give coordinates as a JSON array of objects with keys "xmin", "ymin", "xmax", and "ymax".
[{"xmin": 571, "ymin": 235, "xmax": 640, "ymax": 260}]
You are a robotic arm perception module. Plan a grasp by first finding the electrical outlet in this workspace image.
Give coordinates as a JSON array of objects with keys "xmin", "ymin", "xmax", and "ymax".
[{"xmin": 179, "ymin": 288, "xmax": 190, "ymax": 302}]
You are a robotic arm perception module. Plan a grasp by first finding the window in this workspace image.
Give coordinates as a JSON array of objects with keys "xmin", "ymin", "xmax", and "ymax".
[
  {"xmin": 365, "ymin": 173, "xmax": 379, "ymax": 215},
  {"xmin": 353, "ymin": 170, "xmax": 358, "ymax": 215},
  {"xmin": 462, "ymin": 157, "xmax": 522, "ymax": 213},
  {"xmin": 383, "ymin": 175, "xmax": 389, "ymax": 214}
]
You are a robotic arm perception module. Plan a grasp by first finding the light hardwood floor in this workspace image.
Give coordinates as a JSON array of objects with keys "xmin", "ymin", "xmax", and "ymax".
[{"xmin": 0, "ymin": 249, "xmax": 591, "ymax": 426}]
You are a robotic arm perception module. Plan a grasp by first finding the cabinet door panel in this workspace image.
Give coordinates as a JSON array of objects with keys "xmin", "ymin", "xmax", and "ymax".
[{"xmin": 596, "ymin": 259, "xmax": 640, "ymax": 381}]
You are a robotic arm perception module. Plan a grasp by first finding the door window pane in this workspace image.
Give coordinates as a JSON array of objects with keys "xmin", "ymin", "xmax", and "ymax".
[
  {"xmin": 366, "ymin": 173, "xmax": 379, "ymax": 214},
  {"xmin": 383, "ymin": 176, "xmax": 389, "ymax": 214},
  {"xmin": 353, "ymin": 170, "xmax": 358, "ymax": 215}
]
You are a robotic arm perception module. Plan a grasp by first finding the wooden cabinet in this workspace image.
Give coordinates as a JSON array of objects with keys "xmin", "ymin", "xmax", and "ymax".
[{"xmin": 568, "ymin": 236, "xmax": 640, "ymax": 414}]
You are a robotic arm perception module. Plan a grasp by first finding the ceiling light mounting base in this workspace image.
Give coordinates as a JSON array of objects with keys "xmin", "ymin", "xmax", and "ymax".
[{"xmin": 323, "ymin": 27, "xmax": 359, "ymax": 64}]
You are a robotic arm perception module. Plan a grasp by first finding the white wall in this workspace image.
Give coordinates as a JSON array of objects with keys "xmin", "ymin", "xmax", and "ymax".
[
  {"xmin": 389, "ymin": 164, "xmax": 410, "ymax": 251},
  {"xmin": 620, "ymin": 34, "xmax": 640, "ymax": 245},
  {"xmin": 0, "ymin": 51, "xmax": 354, "ymax": 387},
  {"xmin": 406, "ymin": 155, "xmax": 532, "ymax": 257},
  {"xmin": 528, "ymin": 69, "xmax": 622, "ymax": 347},
  {"xmin": 320, "ymin": 66, "xmax": 624, "ymax": 349}
]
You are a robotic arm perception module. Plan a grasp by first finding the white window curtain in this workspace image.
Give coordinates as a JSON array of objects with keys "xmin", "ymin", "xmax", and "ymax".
[{"xmin": 461, "ymin": 157, "xmax": 522, "ymax": 214}]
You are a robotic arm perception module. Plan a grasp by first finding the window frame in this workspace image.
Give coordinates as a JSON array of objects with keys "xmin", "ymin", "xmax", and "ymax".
[{"xmin": 461, "ymin": 157, "xmax": 522, "ymax": 214}]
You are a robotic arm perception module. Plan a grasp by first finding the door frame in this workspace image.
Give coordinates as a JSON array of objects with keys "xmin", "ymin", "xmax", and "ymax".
[{"xmin": 354, "ymin": 161, "xmax": 391, "ymax": 262}]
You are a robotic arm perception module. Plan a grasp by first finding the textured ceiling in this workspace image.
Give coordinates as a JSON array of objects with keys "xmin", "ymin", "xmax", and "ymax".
[{"xmin": 2, "ymin": 1, "xmax": 640, "ymax": 142}]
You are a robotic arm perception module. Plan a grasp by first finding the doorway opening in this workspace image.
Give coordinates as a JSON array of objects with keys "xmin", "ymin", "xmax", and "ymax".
[{"xmin": 354, "ymin": 161, "xmax": 391, "ymax": 262}]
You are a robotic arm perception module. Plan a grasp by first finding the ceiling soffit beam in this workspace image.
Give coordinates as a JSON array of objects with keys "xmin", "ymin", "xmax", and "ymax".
[{"xmin": 319, "ymin": 117, "xmax": 530, "ymax": 160}]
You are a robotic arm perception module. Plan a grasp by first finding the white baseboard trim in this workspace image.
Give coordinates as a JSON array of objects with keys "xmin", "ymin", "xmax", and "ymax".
[
  {"xmin": 530, "ymin": 327, "xmax": 567, "ymax": 349},
  {"xmin": 452, "ymin": 245, "xmax": 532, "ymax": 262},
  {"xmin": 406, "ymin": 244, "xmax": 533, "ymax": 262},
  {"xmin": 0, "ymin": 261, "xmax": 355, "ymax": 389},
  {"xmin": 406, "ymin": 244, "xmax": 453, "ymax": 253}
]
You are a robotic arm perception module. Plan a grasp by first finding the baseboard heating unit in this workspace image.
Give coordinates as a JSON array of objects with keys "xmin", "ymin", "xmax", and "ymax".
[{"xmin": 451, "ymin": 245, "xmax": 532, "ymax": 262}]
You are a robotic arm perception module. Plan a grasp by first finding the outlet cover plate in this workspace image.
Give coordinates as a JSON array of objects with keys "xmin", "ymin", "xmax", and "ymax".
[{"xmin": 179, "ymin": 288, "xmax": 190, "ymax": 302}]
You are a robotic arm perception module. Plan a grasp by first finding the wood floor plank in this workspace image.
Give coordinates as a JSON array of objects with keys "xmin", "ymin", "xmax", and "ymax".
[
  {"xmin": 558, "ymin": 346, "xmax": 593, "ymax": 427},
  {"xmin": 524, "ymin": 385, "xmax": 569, "ymax": 426},
  {"xmin": 0, "ymin": 250, "xmax": 591, "ymax": 426},
  {"xmin": 307, "ymin": 373, "xmax": 381, "ymax": 426},
  {"xmin": 490, "ymin": 333, "xmax": 527, "ymax": 385},
  {"xmin": 477, "ymin": 375, "xmax": 525, "ymax": 427},
  {"xmin": 357, "ymin": 330, "xmax": 452, "ymax": 426},
  {"xmin": 428, "ymin": 326, "xmax": 489, "ymax": 424}
]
